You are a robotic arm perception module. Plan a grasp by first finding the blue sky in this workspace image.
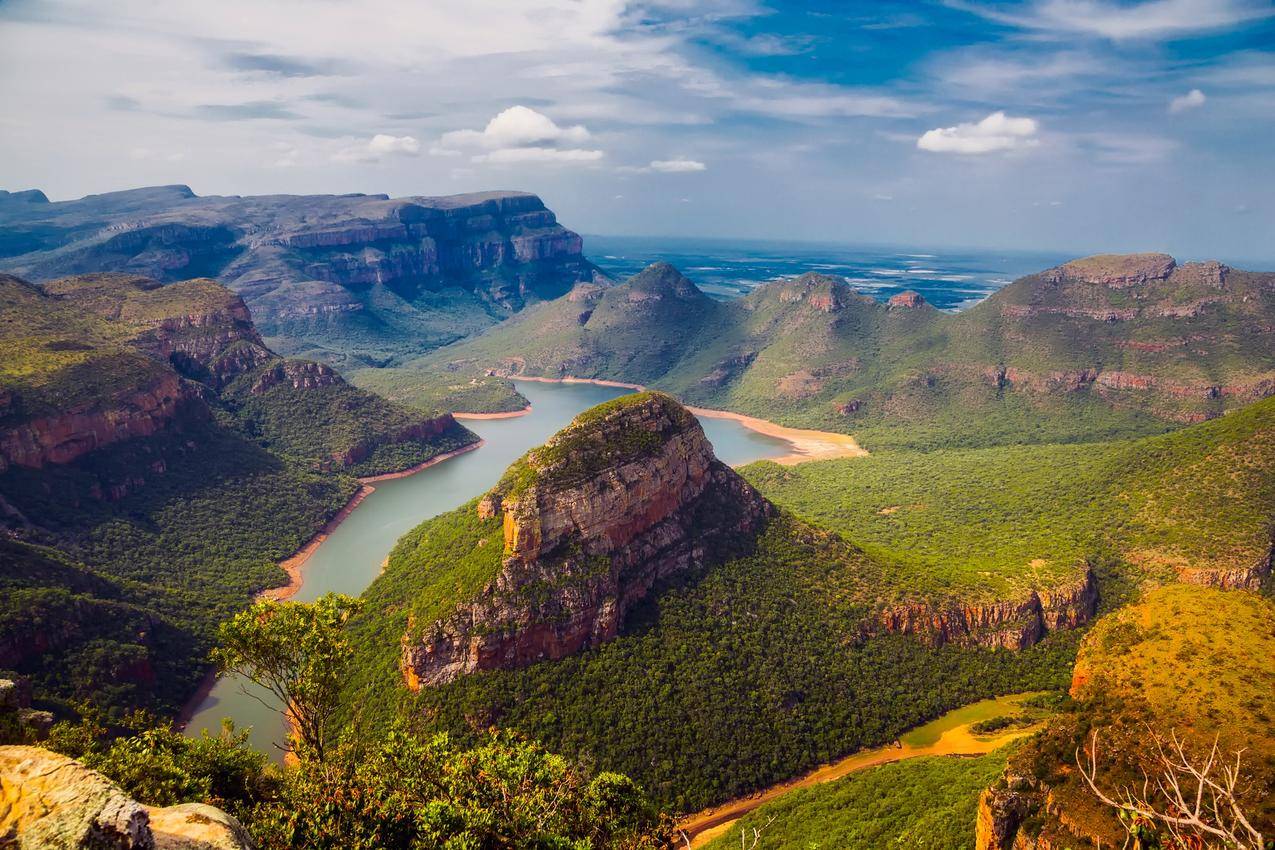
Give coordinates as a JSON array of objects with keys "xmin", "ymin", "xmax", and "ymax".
[{"xmin": 1, "ymin": 0, "xmax": 1272, "ymax": 260}]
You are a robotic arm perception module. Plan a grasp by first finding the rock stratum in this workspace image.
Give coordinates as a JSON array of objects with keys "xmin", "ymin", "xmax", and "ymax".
[
  {"xmin": 0, "ymin": 272, "xmax": 468, "ymax": 480},
  {"xmin": 0, "ymin": 745, "xmax": 253, "ymax": 850},
  {"xmin": 401, "ymin": 392, "xmax": 772, "ymax": 687},
  {"xmin": 0, "ymin": 186, "xmax": 601, "ymax": 365}
]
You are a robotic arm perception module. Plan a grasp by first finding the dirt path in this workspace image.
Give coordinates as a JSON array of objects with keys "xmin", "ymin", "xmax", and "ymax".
[
  {"xmin": 679, "ymin": 693, "xmax": 1046, "ymax": 847},
  {"xmin": 509, "ymin": 376, "xmax": 866, "ymax": 464}
]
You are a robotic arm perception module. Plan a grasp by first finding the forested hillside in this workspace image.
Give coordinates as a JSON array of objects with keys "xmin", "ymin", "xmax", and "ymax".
[{"xmin": 0, "ymin": 272, "xmax": 476, "ymax": 716}]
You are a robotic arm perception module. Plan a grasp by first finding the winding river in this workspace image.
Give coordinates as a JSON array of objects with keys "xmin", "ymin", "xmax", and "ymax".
[{"xmin": 184, "ymin": 380, "xmax": 798, "ymax": 755}]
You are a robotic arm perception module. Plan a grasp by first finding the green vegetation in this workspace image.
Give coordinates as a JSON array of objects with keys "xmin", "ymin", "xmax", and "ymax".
[
  {"xmin": 702, "ymin": 752, "xmax": 1008, "ymax": 850},
  {"xmin": 343, "ymin": 511, "xmax": 1080, "ymax": 812},
  {"xmin": 743, "ymin": 395, "xmax": 1275, "ymax": 600},
  {"xmin": 214, "ymin": 594, "xmax": 363, "ymax": 762},
  {"xmin": 384, "ymin": 259, "xmax": 1275, "ymax": 451},
  {"xmin": 0, "ymin": 272, "xmax": 476, "ymax": 718},
  {"xmin": 1004, "ymin": 585, "xmax": 1275, "ymax": 847},
  {"xmin": 222, "ymin": 376, "xmax": 475, "ymax": 477},
  {"xmin": 349, "ymin": 367, "xmax": 528, "ymax": 415},
  {"xmin": 27, "ymin": 594, "xmax": 669, "ymax": 850}
]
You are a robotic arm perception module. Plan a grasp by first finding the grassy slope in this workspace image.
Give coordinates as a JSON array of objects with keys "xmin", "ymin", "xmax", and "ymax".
[
  {"xmin": 1007, "ymin": 585, "xmax": 1275, "ymax": 846},
  {"xmin": 702, "ymin": 752, "xmax": 1008, "ymax": 850},
  {"xmin": 743, "ymin": 395, "xmax": 1275, "ymax": 600}
]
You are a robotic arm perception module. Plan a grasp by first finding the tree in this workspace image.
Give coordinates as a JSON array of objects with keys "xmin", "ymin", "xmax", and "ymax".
[
  {"xmin": 212, "ymin": 593, "xmax": 361, "ymax": 762},
  {"xmin": 1077, "ymin": 727, "xmax": 1266, "ymax": 850}
]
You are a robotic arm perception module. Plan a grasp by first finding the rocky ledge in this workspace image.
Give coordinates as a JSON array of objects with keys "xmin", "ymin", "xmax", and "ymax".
[
  {"xmin": 0, "ymin": 746, "xmax": 253, "ymax": 850},
  {"xmin": 401, "ymin": 392, "xmax": 772, "ymax": 688},
  {"xmin": 873, "ymin": 567, "xmax": 1098, "ymax": 650}
]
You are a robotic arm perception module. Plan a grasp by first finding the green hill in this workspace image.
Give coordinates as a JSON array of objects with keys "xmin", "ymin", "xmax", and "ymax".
[
  {"xmin": 0, "ymin": 272, "xmax": 477, "ymax": 716},
  {"xmin": 985, "ymin": 584, "xmax": 1275, "ymax": 848},
  {"xmin": 743, "ymin": 394, "xmax": 1275, "ymax": 601},
  {"xmin": 377, "ymin": 254, "xmax": 1275, "ymax": 451}
]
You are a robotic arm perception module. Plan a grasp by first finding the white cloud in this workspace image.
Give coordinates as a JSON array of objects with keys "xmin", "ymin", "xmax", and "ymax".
[
  {"xmin": 332, "ymin": 134, "xmax": 420, "ymax": 163},
  {"xmin": 441, "ymin": 105, "xmax": 591, "ymax": 149},
  {"xmin": 440, "ymin": 106, "xmax": 601, "ymax": 166},
  {"xmin": 1169, "ymin": 88, "xmax": 1207, "ymax": 113},
  {"xmin": 472, "ymin": 146, "xmax": 603, "ymax": 164},
  {"xmin": 367, "ymin": 133, "xmax": 420, "ymax": 155},
  {"xmin": 649, "ymin": 158, "xmax": 707, "ymax": 172},
  {"xmin": 917, "ymin": 111, "xmax": 1040, "ymax": 155},
  {"xmin": 950, "ymin": 0, "xmax": 1273, "ymax": 40}
]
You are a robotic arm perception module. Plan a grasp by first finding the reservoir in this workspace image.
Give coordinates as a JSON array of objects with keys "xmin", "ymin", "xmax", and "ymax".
[{"xmin": 185, "ymin": 380, "xmax": 794, "ymax": 755}]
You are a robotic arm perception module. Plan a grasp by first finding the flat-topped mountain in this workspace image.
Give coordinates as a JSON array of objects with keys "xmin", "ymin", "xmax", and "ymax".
[
  {"xmin": 396, "ymin": 253, "xmax": 1274, "ymax": 450},
  {"xmin": 0, "ymin": 186, "xmax": 601, "ymax": 366}
]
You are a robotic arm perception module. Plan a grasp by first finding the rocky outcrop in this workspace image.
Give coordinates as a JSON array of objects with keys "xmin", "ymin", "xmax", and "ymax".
[
  {"xmin": 0, "ymin": 680, "xmax": 53, "ymax": 743},
  {"xmin": 874, "ymin": 567, "xmax": 1098, "ymax": 650},
  {"xmin": 401, "ymin": 392, "xmax": 772, "ymax": 687},
  {"xmin": 147, "ymin": 804, "xmax": 255, "ymax": 850},
  {"xmin": 1048, "ymin": 253, "xmax": 1176, "ymax": 287},
  {"xmin": 0, "ymin": 746, "xmax": 253, "ymax": 850},
  {"xmin": 1178, "ymin": 547, "xmax": 1273, "ymax": 590},
  {"xmin": 976, "ymin": 781, "xmax": 1043, "ymax": 850},
  {"xmin": 888, "ymin": 290, "xmax": 926, "ymax": 309},
  {"xmin": 0, "ymin": 373, "xmax": 204, "ymax": 470},
  {"xmin": 248, "ymin": 360, "xmax": 343, "ymax": 394}
]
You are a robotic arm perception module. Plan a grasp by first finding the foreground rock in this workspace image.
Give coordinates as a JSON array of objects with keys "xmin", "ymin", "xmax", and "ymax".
[
  {"xmin": 402, "ymin": 392, "xmax": 773, "ymax": 687},
  {"xmin": 0, "ymin": 746, "xmax": 252, "ymax": 850}
]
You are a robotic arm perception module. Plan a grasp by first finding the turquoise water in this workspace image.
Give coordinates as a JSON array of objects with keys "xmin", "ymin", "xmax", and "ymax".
[{"xmin": 184, "ymin": 380, "xmax": 791, "ymax": 755}]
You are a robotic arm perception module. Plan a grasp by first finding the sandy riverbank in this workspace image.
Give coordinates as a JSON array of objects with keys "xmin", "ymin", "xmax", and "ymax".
[
  {"xmin": 454, "ymin": 405, "xmax": 532, "ymax": 420},
  {"xmin": 260, "ymin": 441, "xmax": 483, "ymax": 602},
  {"xmin": 680, "ymin": 695, "xmax": 1044, "ymax": 847},
  {"xmin": 504, "ymin": 375, "xmax": 866, "ymax": 465}
]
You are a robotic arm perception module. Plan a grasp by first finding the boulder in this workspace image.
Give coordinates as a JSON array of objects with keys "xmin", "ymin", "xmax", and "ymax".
[{"xmin": 0, "ymin": 746, "xmax": 254, "ymax": 850}]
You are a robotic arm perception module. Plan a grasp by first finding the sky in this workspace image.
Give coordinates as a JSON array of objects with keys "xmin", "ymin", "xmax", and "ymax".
[{"xmin": 1, "ymin": 0, "xmax": 1273, "ymax": 261}]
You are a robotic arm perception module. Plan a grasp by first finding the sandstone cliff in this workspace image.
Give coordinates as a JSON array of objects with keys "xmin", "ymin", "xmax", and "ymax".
[
  {"xmin": 0, "ymin": 187, "xmax": 600, "ymax": 364},
  {"xmin": 0, "ymin": 746, "xmax": 253, "ymax": 850},
  {"xmin": 874, "ymin": 567, "xmax": 1098, "ymax": 650},
  {"xmin": 401, "ymin": 392, "xmax": 772, "ymax": 687}
]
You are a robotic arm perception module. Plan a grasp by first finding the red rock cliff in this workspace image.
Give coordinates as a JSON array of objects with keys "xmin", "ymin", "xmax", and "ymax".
[{"xmin": 401, "ymin": 392, "xmax": 772, "ymax": 688}]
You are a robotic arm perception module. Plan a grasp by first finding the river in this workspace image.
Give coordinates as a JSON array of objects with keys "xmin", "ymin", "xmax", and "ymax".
[{"xmin": 184, "ymin": 379, "xmax": 796, "ymax": 755}]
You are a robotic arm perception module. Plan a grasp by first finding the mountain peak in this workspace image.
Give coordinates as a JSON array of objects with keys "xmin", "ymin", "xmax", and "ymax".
[
  {"xmin": 626, "ymin": 262, "xmax": 705, "ymax": 300},
  {"xmin": 887, "ymin": 290, "xmax": 927, "ymax": 309},
  {"xmin": 1049, "ymin": 253, "xmax": 1176, "ymax": 287}
]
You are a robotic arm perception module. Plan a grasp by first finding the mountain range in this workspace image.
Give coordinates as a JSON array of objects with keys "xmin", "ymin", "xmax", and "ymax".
[{"xmin": 0, "ymin": 186, "xmax": 600, "ymax": 367}]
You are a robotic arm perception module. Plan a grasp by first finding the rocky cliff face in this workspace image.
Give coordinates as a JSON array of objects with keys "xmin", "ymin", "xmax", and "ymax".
[
  {"xmin": 401, "ymin": 392, "xmax": 772, "ymax": 687},
  {"xmin": 0, "ymin": 746, "xmax": 253, "ymax": 850},
  {"xmin": 874, "ymin": 567, "xmax": 1098, "ymax": 650},
  {"xmin": 0, "ymin": 372, "xmax": 204, "ymax": 472},
  {"xmin": 0, "ymin": 187, "xmax": 600, "ymax": 365}
]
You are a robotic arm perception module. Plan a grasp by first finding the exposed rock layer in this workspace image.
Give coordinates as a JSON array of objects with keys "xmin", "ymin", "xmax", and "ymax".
[
  {"xmin": 874, "ymin": 567, "xmax": 1098, "ymax": 650},
  {"xmin": 402, "ymin": 393, "xmax": 772, "ymax": 687},
  {"xmin": 0, "ymin": 746, "xmax": 252, "ymax": 850}
]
